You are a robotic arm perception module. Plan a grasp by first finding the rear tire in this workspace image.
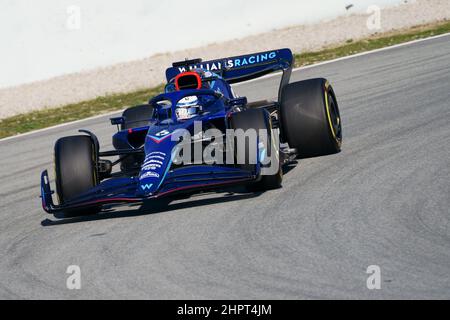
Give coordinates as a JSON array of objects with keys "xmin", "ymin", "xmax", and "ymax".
[
  {"xmin": 121, "ymin": 104, "xmax": 154, "ymax": 130},
  {"xmin": 280, "ymin": 78, "xmax": 342, "ymax": 158},
  {"xmin": 230, "ymin": 109, "xmax": 282, "ymax": 191},
  {"xmin": 54, "ymin": 135, "xmax": 100, "ymax": 215}
]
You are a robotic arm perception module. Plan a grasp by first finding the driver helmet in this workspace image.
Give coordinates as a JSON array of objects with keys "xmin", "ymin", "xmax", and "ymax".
[{"xmin": 175, "ymin": 96, "xmax": 201, "ymax": 121}]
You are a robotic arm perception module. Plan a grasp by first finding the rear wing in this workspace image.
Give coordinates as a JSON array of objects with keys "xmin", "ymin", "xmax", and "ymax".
[{"xmin": 166, "ymin": 48, "xmax": 294, "ymax": 102}]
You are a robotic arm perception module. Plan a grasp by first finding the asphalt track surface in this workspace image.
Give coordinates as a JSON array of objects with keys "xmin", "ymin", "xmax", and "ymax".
[{"xmin": 0, "ymin": 35, "xmax": 449, "ymax": 299}]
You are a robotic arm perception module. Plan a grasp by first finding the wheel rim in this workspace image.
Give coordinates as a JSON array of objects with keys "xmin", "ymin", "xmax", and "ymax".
[{"xmin": 327, "ymin": 91, "xmax": 342, "ymax": 142}]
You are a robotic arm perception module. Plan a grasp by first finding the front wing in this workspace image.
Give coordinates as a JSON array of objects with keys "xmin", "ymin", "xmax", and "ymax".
[{"xmin": 40, "ymin": 165, "xmax": 258, "ymax": 214}]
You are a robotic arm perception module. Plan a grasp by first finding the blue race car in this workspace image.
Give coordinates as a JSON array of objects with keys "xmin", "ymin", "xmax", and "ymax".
[{"xmin": 40, "ymin": 48, "xmax": 342, "ymax": 215}]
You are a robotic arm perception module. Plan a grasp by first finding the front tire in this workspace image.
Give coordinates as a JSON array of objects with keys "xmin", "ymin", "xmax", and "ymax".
[
  {"xmin": 230, "ymin": 109, "xmax": 282, "ymax": 191},
  {"xmin": 54, "ymin": 135, "xmax": 100, "ymax": 215},
  {"xmin": 280, "ymin": 78, "xmax": 342, "ymax": 158}
]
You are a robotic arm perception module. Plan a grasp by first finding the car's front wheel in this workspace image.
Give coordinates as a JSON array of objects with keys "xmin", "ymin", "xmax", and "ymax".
[
  {"xmin": 54, "ymin": 135, "xmax": 100, "ymax": 216},
  {"xmin": 230, "ymin": 108, "xmax": 283, "ymax": 191}
]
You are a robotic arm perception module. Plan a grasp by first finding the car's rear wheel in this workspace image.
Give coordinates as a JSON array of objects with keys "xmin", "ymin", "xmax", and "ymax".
[
  {"xmin": 54, "ymin": 135, "xmax": 100, "ymax": 216},
  {"xmin": 280, "ymin": 78, "xmax": 342, "ymax": 158},
  {"xmin": 230, "ymin": 109, "xmax": 282, "ymax": 191}
]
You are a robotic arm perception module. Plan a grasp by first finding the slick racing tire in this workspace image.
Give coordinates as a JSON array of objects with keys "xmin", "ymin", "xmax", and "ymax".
[
  {"xmin": 121, "ymin": 104, "xmax": 154, "ymax": 130},
  {"xmin": 54, "ymin": 135, "xmax": 100, "ymax": 216},
  {"xmin": 280, "ymin": 78, "xmax": 342, "ymax": 158},
  {"xmin": 230, "ymin": 108, "xmax": 282, "ymax": 191}
]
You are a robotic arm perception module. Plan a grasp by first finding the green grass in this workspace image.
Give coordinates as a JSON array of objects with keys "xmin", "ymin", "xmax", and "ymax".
[
  {"xmin": 0, "ymin": 85, "xmax": 163, "ymax": 139},
  {"xmin": 1, "ymin": 20, "xmax": 449, "ymax": 139}
]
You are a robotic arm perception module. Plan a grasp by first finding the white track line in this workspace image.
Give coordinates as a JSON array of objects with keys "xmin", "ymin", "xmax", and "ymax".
[{"xmin": 1, "ymin": 31, "xmax": 449, "ymax": 143}]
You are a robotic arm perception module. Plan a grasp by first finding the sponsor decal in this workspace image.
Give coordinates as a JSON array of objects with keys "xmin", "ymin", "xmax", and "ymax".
[
  {"xmin": 142, "ymin": 152, "xmax": 166, "ymax": 170},
  {"xmin": 144, "ymin": 159, "xmax": 163, "ymax": 166},
  {"xmin": 145, "ymin": 152, "xmax": 166, "ymax": 160},
  {"xmin": 148, "ymin": 151, "xmax": 166, "ymax": 156},
  {"xmin": 140, "ymin": 183, "xmax": 153, "ymax": 191},
  {"xmin": 145, "ymin": 155, "xmax": 165, "ymax": 161},
  {"xmin": 177, "ymin": 52, "xmax": 278, "ymax": 73},
  {"xmin": 143, "ymin": 159, "xmax": 163, "ymax": 166},
  {"xmin": 139, "ymin": 171, "xmax": 160, "ymax": 180},
  {"xmin": 142, "ymin": 164, "xmax": 161, "ymax": 171}
]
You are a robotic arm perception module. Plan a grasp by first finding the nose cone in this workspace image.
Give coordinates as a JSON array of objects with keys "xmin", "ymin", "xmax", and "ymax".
[
  {"xmin": 137, "ymin": 150, "xmax": 171, "ymax": 196},
  {"xmin": 141, "ymin": 121, "xmax": 187, "ymax": 196}
]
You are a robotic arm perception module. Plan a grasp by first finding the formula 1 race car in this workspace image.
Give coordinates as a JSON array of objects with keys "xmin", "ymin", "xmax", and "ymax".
[{"xmin": 40, "ymin": 48, "xmax": 342, "ymax": 215}]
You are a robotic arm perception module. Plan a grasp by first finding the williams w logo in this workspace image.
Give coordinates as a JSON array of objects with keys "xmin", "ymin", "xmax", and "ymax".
[{"xmin": 140, "ymin": 184, "xmax": 153, "ymax": 191}]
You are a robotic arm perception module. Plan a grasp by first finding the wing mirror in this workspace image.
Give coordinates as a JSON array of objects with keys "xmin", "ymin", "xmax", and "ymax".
[
  {"xmin": 110, "ymin": 117, "xmax": 125, "ymax": 126},
  {"xmin": 110, "ymin": 116, "xmax": 125, "ymax": 131}
]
